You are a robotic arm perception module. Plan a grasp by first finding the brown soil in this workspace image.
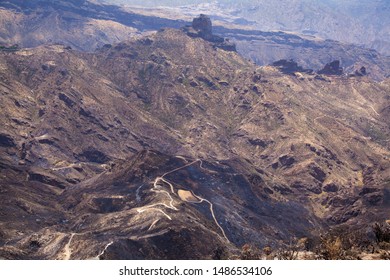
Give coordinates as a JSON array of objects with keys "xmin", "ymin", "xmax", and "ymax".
[{"xmin": 178, "ymin": 190, "xmax": 200, "ymax": 203}]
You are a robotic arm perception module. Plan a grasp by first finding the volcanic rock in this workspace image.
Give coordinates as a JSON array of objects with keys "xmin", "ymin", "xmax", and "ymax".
[
  {"xmin": 0, "ymin": 133, "xmax": 16, "ymax": 147},
  {"xmin": 318, "ymin": 60, "xmax": 343, "ymax": 75},
  {"xmin": 185, "ymin": 15, "xmax": 236, "ymax": 52},
  {"xmin": 192, "ymin": 14, "xmax": 213, "ymax": 39},
  {"xmin": 351, "ymin": 66, "xmax": 368, "ymax": 77},
  {"xmin": 272, "ymin": 59, "xmax": 313, "ymax": 74}
]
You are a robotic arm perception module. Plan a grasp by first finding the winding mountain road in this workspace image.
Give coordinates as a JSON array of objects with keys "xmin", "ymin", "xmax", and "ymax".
[
  {"xmin": 191, "ymin": 192, "xmax": 229, "ymax": 242},
  {"xmin": 63, "ymin": 233, "xmax": 76, "ymax": 260},
  {"xmin": 61, "ymin": 158, "xmax": 229, "ymax": 260},
  {"xmin": 94, "ymin": 241, "xmax": 114, "ymax": 260},
  {"xmin": 136, "ymin": 159, "xmax": 230, "ymax": 242}
]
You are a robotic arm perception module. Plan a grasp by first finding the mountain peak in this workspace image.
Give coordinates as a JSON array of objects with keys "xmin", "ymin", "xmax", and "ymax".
[
  {"xmin": 192, "ymin": 14, "xmax": 212, "ymax": 38},
  {"xmin": 183, "ymin": 15, "xmax": 236, "ymax": 52}
]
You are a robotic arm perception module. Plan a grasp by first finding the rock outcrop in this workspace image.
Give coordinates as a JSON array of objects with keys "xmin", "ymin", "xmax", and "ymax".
[
  {"xmin": 350, "ymin": 66, "xmax": 367, "ymax": 77},
  {"xmin": 318, "ymin": 60, "xmax": 343, "ymax": 75},
  {"xmin": 0, "ymin": 133, "xmax": 16, "ymax": 147},
  {"xmin": 272, "ymin": 59, "xmax": 313, "ymax": 74},
  {"xmin": 184, "ymin": 15, "xmax": 236, "ymax": 52},
  {"xmin": 192, "ymin": 14, "xmax": 213, "ymax": 40}
]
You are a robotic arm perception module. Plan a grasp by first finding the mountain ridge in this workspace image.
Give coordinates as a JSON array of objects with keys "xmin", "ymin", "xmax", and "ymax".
[{"xmin": 1, "ymin": 0, "xmax": 390, "ymax": 81}]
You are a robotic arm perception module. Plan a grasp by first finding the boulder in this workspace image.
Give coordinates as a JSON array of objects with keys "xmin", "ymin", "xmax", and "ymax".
[
  {"xmin": 309, "ymin": 164, "xmax": 327, "ymax": 183},
  {"xmin": 323, "ymin": 183, "xmax": 339, "ymax": 193}
]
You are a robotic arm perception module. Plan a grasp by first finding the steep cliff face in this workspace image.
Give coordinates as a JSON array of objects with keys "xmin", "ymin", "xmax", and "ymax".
[{"xmin": 0, "ymin": 26, "xmax": 389, "ymax": 259}]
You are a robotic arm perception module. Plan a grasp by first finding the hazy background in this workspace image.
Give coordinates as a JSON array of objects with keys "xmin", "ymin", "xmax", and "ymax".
[{"xmin": 97, "ymin": 0, "xmax": 390, "ymax": 55}]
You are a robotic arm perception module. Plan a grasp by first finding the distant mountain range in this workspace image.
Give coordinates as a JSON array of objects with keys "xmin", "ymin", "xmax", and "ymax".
[
  {"xmin": 1, "ymin": 0, "xmax": 389, "ymax": 80},
  {"xmin": 99, "ymin": 0, "xmax": 390, "ymax": 56}
]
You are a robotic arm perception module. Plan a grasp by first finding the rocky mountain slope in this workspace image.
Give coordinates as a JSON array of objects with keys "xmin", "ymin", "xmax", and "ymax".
[
  {"xmin": 1, "ymin": 25, "xmax": 389, "ymax": 259},
  {"xmin": 1, "ymin": 0, "xmax": 390, "ymax": 81}
]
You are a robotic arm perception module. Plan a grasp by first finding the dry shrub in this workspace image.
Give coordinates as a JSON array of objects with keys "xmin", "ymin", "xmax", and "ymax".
[
  {"xmin": 316, "ymin": 226, "xmax": 361, "ymax": 260},
  {"xmin": 373, "ymin": 222, "xmax": 390, "ymax": 244},
  {"xmin": 212, "ymin": 246, "xmax": 229, "ymax": 260},
  {"xmin": 239, "ymin": 244, "xmax": 262, "ymax": 260},
  {"xmin": 263, "ymin": 246, "xmax": 272, "ymax": 256},
  {"xmin": 275, "ymin": 238, "xmax": 300, "ymax": 260},
  {"xmin": 379, "ymin": 250, "xmax": 390, "ymax": 260},
  {"xmin": 276, "ymin": 249, "xmax": 299, "ymax": 260},
  {"xmin": 317, "ymin": 235, "xmax": 345, "ymax": 260},
  {"xmin": 231, "ymin": 222, "xmax": 390, "ymax": 260}
]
